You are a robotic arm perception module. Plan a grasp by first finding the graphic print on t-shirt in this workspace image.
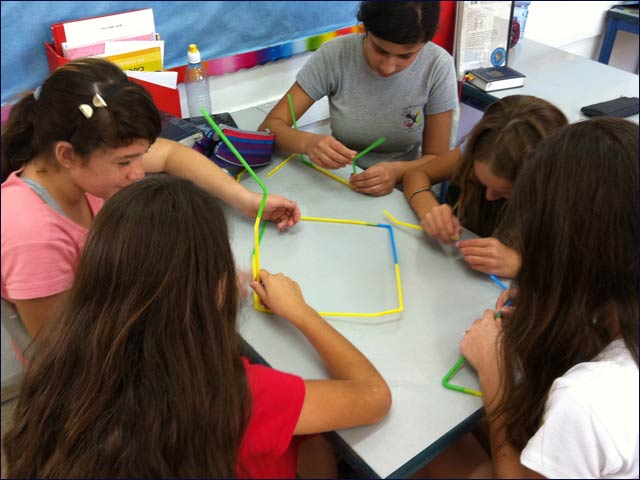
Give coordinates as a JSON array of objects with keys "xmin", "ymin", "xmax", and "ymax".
[{"xmin": 402, "ymin": 105, "xmax": 423, "ymax": 129}]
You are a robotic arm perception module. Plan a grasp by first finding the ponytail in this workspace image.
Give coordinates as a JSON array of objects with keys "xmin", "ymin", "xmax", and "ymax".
[{"xmin": 1, "ymin": 92, "xmax": 38, "ymax": 182}]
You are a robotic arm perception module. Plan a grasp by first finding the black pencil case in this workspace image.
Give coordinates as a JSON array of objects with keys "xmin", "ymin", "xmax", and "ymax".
[{"xmin": 581, "ymin": 97, "xmax": 639, "ymax": 118}]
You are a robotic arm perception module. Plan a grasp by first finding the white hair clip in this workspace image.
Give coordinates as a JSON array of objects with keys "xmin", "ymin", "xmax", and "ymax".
[
  {"xmin": 33, "ymin": 86, "xmax": 42, "ymax": 101},
  {"xmin": 78, "ymin": 93, "xmax": 108, "ymax": 119}
]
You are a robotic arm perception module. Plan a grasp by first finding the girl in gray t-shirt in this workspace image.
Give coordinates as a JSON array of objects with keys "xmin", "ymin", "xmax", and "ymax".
[{"xmin": 260, "ymin": 1, "xmax": 458, "ymax": 197}]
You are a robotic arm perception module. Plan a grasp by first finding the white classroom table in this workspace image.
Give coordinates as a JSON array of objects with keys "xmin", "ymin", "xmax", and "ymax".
[
  {"xmin": 223, "ymin": 109, "xmax": 504, "ymax": 479},
  {"xmin": 222, "ymin": 37, "xmax": 638, "ymax": 477},
  {"xmin": 463, "ymin": 38, "xmax": 639, "ymax": 124}
]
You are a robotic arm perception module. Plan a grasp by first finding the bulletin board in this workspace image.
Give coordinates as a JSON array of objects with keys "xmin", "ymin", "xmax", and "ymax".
[{"xmin": 0, "ymin": 1, "xmax": 360, "ymax": 105}]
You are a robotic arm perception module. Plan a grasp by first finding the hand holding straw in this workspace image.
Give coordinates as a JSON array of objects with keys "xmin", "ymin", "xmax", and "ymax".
[
  {"xmin": 442, "ymin": 299, "xmax": 512, "ymax": 397},
  {"xmin": 286, "ymin": 94, "xmax": 354, "ymax": 188},
  {"xmin": 352, "ymin": 137, "xmax": 386, "ymax": 175}
]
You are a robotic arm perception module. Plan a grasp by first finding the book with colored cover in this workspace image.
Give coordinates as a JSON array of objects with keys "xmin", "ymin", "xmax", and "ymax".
[
  {"xmin": 159, "ymin": 111, "xmax": 203, "ymax": 146},
  {"xmin": 466, "ymin": 66, "xmax": 525, "ymax": 92},
  {"xmin": 96, "ymin": 46, "xmax": 163, "ymax": 72},
  {"xmin": 44, "ymin": 42, "xmax": 182, "ymax": 118}
]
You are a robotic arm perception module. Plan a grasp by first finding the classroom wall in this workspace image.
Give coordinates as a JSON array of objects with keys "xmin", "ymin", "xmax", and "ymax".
[
  {"xmin": 524, "ymin": 1, "xmax": 639, "ymax": 73},
  {"xmin": 0, "ymin": 1, "xmax": 360, "ymax": 106}
]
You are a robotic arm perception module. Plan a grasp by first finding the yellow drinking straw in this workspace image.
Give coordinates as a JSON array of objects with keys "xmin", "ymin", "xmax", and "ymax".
[
  {"xmin": 253, "ymin": 215, "xmax": 404, "ymax": 318},
  {"xmin": 383, "ymin": 210, "xmax": 423, "ymax": 231},
  {"xmin": 266, "ymin": 153, "xmax": 296, "ymax": 177}
]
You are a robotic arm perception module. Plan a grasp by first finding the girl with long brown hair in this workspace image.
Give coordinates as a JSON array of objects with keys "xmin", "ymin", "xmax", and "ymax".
[
  {"xmin": 460, "ymin": 117, "xmax": 638, "ymax": 477},
  {"xmin": 403, "ymin": 95, "xmax": 568, "ymax": 278},
  {"xmin": 1, "ymin": 57, "xmax": 300, "ymax": 346},
  {"xmin": 3, "ymin": 175, "xmax": 391, "ymax": 477}
]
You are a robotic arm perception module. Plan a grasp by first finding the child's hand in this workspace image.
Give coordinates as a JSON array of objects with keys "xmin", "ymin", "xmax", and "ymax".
[
  {"xmin": 456, "ymin": 238, "xmax": 521, "ymax": 277},
  {"xmin": 250, "ymin": 269, "xmax": 313, "ymax": 321},
  {"xmin": 350, "ymin": 162, "xmax": 399, "ymax": 196},
  {"xmin": 420, "ymin": 204, "xmax": 462, "ymax": 243},
  {"xmin": 305, "ymin": 134, "xmax": 356, "ymax": 169},
  {"xmin": 460, "ymin": 309, "xmax": 502, "ymax": 379},
  {"xmin": 261, "ymin": 194, "xmax": 301, "ymax": 232}
]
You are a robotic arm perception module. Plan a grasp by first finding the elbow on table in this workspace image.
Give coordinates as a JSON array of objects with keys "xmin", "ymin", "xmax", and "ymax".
[{"xmin": 366, "ymin": 378, "xmax": 393, "ymax": 424}]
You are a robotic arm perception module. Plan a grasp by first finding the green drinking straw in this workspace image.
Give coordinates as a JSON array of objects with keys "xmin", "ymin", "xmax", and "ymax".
[
  {"xmin": 442, "ymin": 355, "xmax": 482, "ymax": 397},
  {"xmin": 202, "ymin": 109, "xmax": 268, "ymax": 215},
  {"xmin": 287, "ymin": 94, "xmax": 385, "ymax": 175},
  {"xmin": 442, "ymin": 307, "xmax": 509, "ymax": 397},
  {"xmin": 352, "ymin": 136, "xmax": 386, "ymax": 175},
  {"xmin": 287, "ymin": 94, "xmax": 314, "ymax": 167},
  {"xmin": 202, "ymin": 109, "xmax": 269, "ymax": 280}
]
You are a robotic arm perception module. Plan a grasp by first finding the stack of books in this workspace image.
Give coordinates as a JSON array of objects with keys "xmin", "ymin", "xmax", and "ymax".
[
  {"xmin": 158, "ymin": 111, "xmax": 204, "ymax": 147},
  {"xmin": 452, "ymin": 1, "xmax": 513, "ymax": 81},
  {"xmin": 466, "ymin": 66, "xmax": 526, "ymax": 92},
  {"xmin": 51, "ymin": 8, "xmax": 163, "ymax": 72}
]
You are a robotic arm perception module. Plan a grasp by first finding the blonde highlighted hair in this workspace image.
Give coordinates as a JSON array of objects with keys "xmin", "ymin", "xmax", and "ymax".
[{"xmin": 452, "ymin": 95, "xmax": 568, "ymax": 236}]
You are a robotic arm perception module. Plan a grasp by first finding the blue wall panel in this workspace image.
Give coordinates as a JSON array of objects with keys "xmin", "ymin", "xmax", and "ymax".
[{"xmin": 1, "ymin": 1, "xmax": 360, "ymax": 105}]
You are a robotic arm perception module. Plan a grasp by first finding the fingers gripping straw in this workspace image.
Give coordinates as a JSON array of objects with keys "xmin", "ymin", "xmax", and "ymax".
[
  {"xmin": 352, "ymin": 136, "xmax": 386, "ymax": 175},
  {"xmin": 285, "ymin": 94, "xmax": 385, "ymax": 188},
  {"xmin": 383, "ymin": 208, "xmax": 515, "ymax": 396},
  {"xmin": 286, "ymin": 93, "xmax": 352, "ymax": 187},
  {"xmin": 384, "ymin": 210, "xmax": 508, "ymax": 290},
  {"xmin": 442, "ymin": 299, "xmax": 513, "ymax": 397}
]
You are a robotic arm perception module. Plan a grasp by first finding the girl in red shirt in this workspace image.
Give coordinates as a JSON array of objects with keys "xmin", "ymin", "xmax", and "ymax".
[{"xmin": 3, "ymin": 175, "xmax": 391, "ymax": 478}]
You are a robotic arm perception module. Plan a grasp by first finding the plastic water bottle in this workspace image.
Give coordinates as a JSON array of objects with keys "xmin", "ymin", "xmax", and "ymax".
[{"xmin": 185, "ymin": 43, "xmax": 211, "ymax": 117}]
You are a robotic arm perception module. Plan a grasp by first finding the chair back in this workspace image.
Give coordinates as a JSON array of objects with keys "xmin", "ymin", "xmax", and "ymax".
[{"xmin": 1, "ymin": 299, "xmax": 31, "ymax": 356}]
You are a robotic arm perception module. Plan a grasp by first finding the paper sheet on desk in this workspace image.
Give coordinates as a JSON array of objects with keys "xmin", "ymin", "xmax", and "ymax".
[{"xmin": 126, "ymin": 70, "xmax": 177, "ymax": 89}]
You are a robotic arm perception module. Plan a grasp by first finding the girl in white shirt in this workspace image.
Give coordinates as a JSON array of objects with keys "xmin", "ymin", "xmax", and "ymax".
[{"xmin": 460, "ymin": 117, "xmax": 639, "ymax": 478}]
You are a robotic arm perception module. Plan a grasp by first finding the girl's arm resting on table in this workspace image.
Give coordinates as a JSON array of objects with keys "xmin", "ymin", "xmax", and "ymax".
[
  {"xmin": 143, "ymin": 138, "xmax": 254, "ymax": 214},
  {"xmin": 14, "ymin": 291, "xmax": 68, "ymax": 339},
  {"xmin": 143, "ymin": 138, "xmax": 300, "ymax": 230},
  {"xmin": 292, "ymin": 308, "xmax": 392, "ymax": 435},
  {"xmin": 259, "ymin": 83, "xmax": 355, "ymax": 169},
  {"xmin": 350, "ymin": 155, "xmax": 441, "ymax": 196},
  {"xmin": 250, "ymin": 270, "xmax": 392, "ymax": 435}
]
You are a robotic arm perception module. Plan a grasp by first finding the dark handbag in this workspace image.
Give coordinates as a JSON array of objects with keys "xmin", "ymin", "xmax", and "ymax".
[{"xmin": 581, "ymin": 97, "xmax": 639, "ymax": 118}]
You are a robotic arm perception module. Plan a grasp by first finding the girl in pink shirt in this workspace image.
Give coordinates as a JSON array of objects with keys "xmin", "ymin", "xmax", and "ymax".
[{"xmin": 1, "ymin": 58, "xmax": 300, "ymax": 342}]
